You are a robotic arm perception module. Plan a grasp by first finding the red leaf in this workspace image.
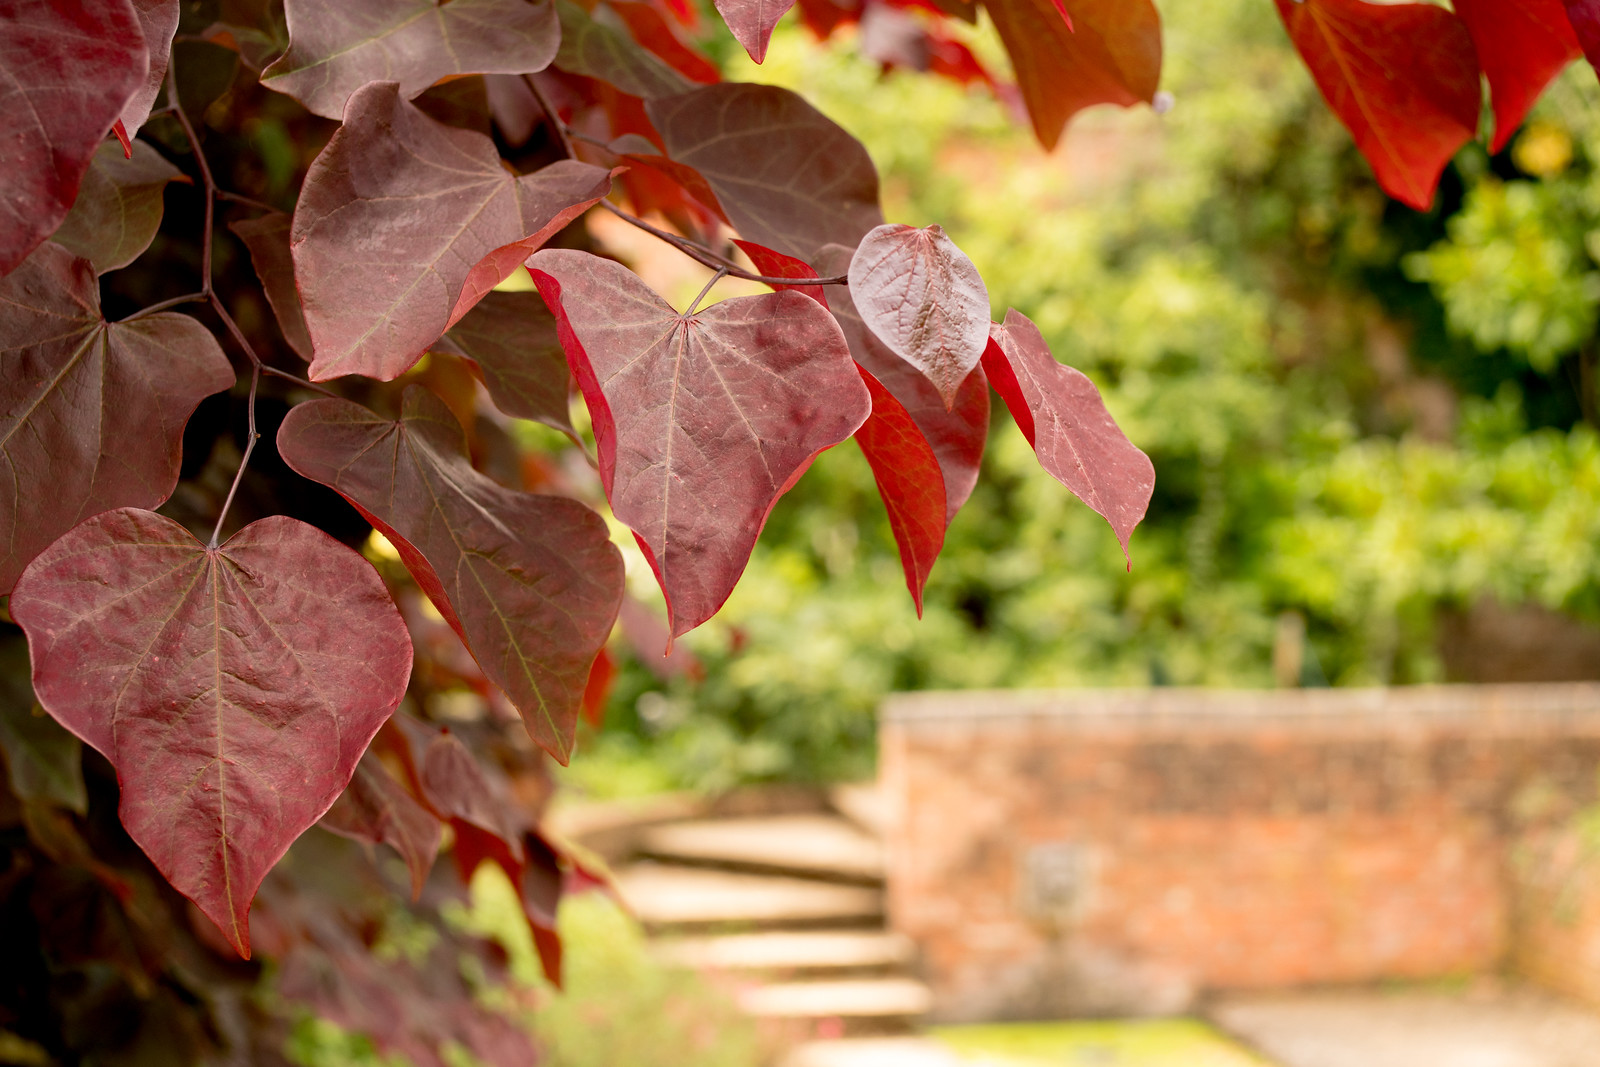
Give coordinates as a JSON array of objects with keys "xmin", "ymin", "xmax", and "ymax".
[
  {"xmin": 10, "ymin": 509, "xmax": 413, "ymax": 958},
  {"xmin": 229, "ymin": 211, "xmax": 313, "ymax": 361},
  {"xmin": 120, "ymin": 0, "xmax": 179, "ymax": 137},
  {"xmin": 553, "ymin": 0, "xmax": 697, "ymax": 99},
  {"xmin": 0, "ymin": 243, "xmax": 234, "ymax": 594},
  {"xmin": 816, "ymin": 243, "xmax": 989, "ymax": 525},
  {"xmin": 52, "ymin": 140, "xmax": 187, "ymax": 275},
  {"xmin": 1455, "ymin": 0, "xmax": 1580, "ymax": 154},
  {"xmin": 321, "ymin": 753, "xmax": 443, "ymax": 899},
  {"xmin": 277, "ymin": 387, "xmax": 626, "ymax": 763},
  {"xmin": 431, "ymin": 291, "xmax": 578, "ymax": 440},
  {"xmin": 581, "ymin": 647, "xmax": 616, "ymax": 728},
  {"xmin": 0, "ymin": 0, "xmax": 148, "ymax": 274},
  {"xmin": 608, "ymin": 0, "xmax": 721, "ymax": 84},
  {"xmin": 983, "ymin": 310, "xmax": 1154, "ymax": 562},
  {"xmin": 260, "ymin": 0, "xmax": 560, "ymax": 120},
  {"xmin": 608, "ymin": 133, "xmax": 732, "ymax": 224},
  {"xmin": 1566, "ymin": 0, "xmax": 1600, "ymax": 72},
  {"xmin": 522, "ymin": 832, "xmax": 565, "ymax": 984},
  {"xmin": 291, "ymin": 82, "xmax": 613, "ymax": 381},
  {"xmin": 111, "ymin": 120, "xmax": 132, "ymax": 158},
  {"xmin": 732, "ymin": 239, "xmax": 830, "ymax": 307},
  {"xmin": 529, "ymin": 249, "xmax": 872, "ymax": 638},
  {"xmin": 711, "ymin": 0, "xmax": 798, "ymax": 62},
  {"xmin": 647, "ymin": 84, "xmax": 885, "ymax": 260},
  {"xmin": 848, "ymin": 224, "xmax": 991, "ymax": 409},
  {"xmin": 1275, "ymin": 0, "xmax": 1480, "ymax": 211},
  {"xmin": 854, "ymin": 366, "xmax": 947, "ymax": 614},
  {"xmin": 983, "ymin": 0, "xmax": 1162, "ymax": 150}
]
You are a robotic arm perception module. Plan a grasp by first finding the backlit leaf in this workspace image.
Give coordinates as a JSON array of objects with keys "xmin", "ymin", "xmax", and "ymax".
[
  {"xmin": 229, "ymin": 211, "xmax": 313, "ymax": 360},
  {"xmin": 983, "ymin": 309, "xmax": 1154, "ymax": 561},
  {"xmin": 0, "ymin": 243, "xmax": 234, "ymax": 594},
  {"xmin": 732, "ymin": 238, "xmax": 829, "ymax": 307},
  {"xmin": 51, "ymin": 140, "xmax": 186, "ymax": 275},
  {"xmin": 1455, "ymin": 0, "xmax": 1580, "ymax": 153},
  {"xmin": 711, "ymin": 0, "xmax": 797, "ymax": 63},
  {"xmin": 848, "ymin": 223, "xmax": 991, "ymax": 409},
  {"xmin": 648, "ymin": 84, "xmax": 884, "ymax": 260},
  {"xmin": 261, "ymin": 0, "xmax": 560, "ymax": 120},
  {"xmin": 982, "ymin": 0, "xmax": 1162, "ymax": 150},
  {"xmin": 10, "ymin": 509, "xmax": 414, "ymax": 957},
  {"xmin": 0, "ymin": 0, "xmax": 148, "ymax": 274},
  {"xmin": 609, "ymin": 134, "xmax": 731, "ymax": 224},
  {"xmin": 321, "ymin": 753, "xmax": 443, "ymax": 899},
  {"xmin": 291, "ymin": 83, "xmax": 613, "ymax": 381},
  {"xmin": 608, "ymin": 0, "xmax": 720, "ymax": 84},
  {"xmin": 854, "ymin": 366, "xmax": 947, "ymax": 614},
  {"xmin": 1275, "ymin": 0, "xmax": 1480, "ymax": 211},
  {"xmin": 529, "ymin": 248, "xmax": 872, "ymax": 638},
  {"xmin": 553, "ymin": 0, "xmax": 695, "ymax": 99},
  {"xmin": 120, "ymin": 0, "xmax": 179, "ymax": 137},
  {"xmin": 1565, "ymin": 0, "xmax": 1600, "ymax": 72},
  {"xmin": 278, "ymin": 387, "xmax": 625, "ymax": 762},
  {"xmin": 431, "ymin": 291, "xmax": 577, "ymax": 439}
]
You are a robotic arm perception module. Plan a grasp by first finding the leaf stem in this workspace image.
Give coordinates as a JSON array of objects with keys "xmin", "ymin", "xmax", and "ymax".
[
  {"xmin": 120, "ymin": 291, "xmax": 207, "ymax": 321},
  {"xmin": 215, "ymin": 190, "xmax": 278, "ymax": 212},
  {"xmin": 524, "ymin": 74, "xmax": 578, "ymax": 162},
  {"xmin": 686, "ymin": 268, "xmax": 727, "ymax": 315},
  {"xmin": 210, "ymin": 362, "xmax": 260, "ymax": 550}
]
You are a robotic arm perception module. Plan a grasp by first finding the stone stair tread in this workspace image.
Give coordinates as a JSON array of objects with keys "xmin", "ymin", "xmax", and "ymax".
[
  {"xmin": 737, "ymin": 977, "xmax": 934, "ymax": 1019},
  {"xmin": 638, "ymin": 814, "xmax": 884, "ymax": 882},
  {"xmin": 654, "ymin": 930, "xmax": 915, "ymax": 972},
  {"xmin": 614, "ymin": 863, "xmax": 883, "ymax": 928}
]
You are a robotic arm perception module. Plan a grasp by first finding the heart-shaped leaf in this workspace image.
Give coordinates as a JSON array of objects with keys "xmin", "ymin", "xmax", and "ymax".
[
  {"xmin": 10, "ymin": 509, "xmax": 414, "ymax": 958},
  {"xmin": 51, "ymin": 140, "xmax": 186, "ymax": 274},
  {"xmin": 278, "ymin": 387, "xmax": 625, "ymax": 762},
  {"xmin": 120, "ymin": 0, "xmax": 179, "ymax": 137},
  {"xmin": 983, "ymin": 0, "xmax": 1162, "ymax": 150},
  {"xmin": 710, "ymin": 0, "xmax": 796, "ymax": 63},
  {"xmin": 1455, "ymin": 0, "xmax": 1580, "ymax": 153},
  {"xmin": 848, "ymin": 223, "xmax": 991, "ymax": 410},
  {"xmin": 528, "ymin": 248, "xmax": 871, "ymax": 638},
  {"xmin": 291, "ymin": 82, "xmax": 614, "ymax": 381},
  {"xmin": 261, "ymin": 0, "xmax": 560, "ymax": 120},
  {"xmin": 431, "ymin": 291, "xmax": 577, "ymax": 440},
  {"xmin": 321, "ymin": 752, "xmax": 443, "ymax": 899},
  {"xmin": 647, "ymin": 84, "xmax": 884, "ymax": 260},
  {"xmin": 0, "ymin": 242, "xmax": 234, "ymax": 594},
  {"xmin": 983, "ymin": 309, "xmax": 1154, "ymax": 561},
  {"xmin": 1275, "ymin": 0, "xmax": 1480, "ymax": 211},
  {"xmin": 229, "ymin": 211, "xmax": 313, "ymax": 360},
  {"xmin": 0, "ymin": 0, "xmax": 148, "ymax": 274},
  {"xmin": 553, "ymin": 0, "xmax": 695, "ymax": 99}
]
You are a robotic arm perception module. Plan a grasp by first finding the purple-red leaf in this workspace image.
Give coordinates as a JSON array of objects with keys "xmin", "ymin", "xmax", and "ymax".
[
  {"xmin": 983, "ymin": 309, "xmax": 1154, "ymax": 562},
  {"xmin": 1455, "ymin": 0, "xmax": 1581, "ymax": 154},
  {"xmin": 1276, "ymin": 0, "xmax": 1480, "ymax": 211},
  {"xmin": 1566, "ymin": 0, "xmax": 1600, "ymax": 72},
  {"xmin": 431, "ymin": 290, "xmax": 576, "ymax": 440},
  {"xmin": 854, "ymin": 366, "xmax": 947, "ymax": 615},
  {"xmin": 52, "ymin": 140, "xmax": 186, "ymax": 275},
  {"xmin": 848, "ymin": 223, "xmax": 991, "ymax": 409},
  {"xmin": 815, "ymin": 243, "xmax": 989, "ymax": 526},
  {"xmin": 291, "ymin": 82, "xmax": 613, "ymax": 381},
  {"xmin": 120, "ymin": 0, "xmax": 179, "ymax": 137},
  {"xmin": 732, "ymin": 238, "xmax": 829, "ymax": 307},
  {"xmin": 277, "ymin": 387, "xmax": 625, "ymax": 763},
  {"xmin": 0, "ymin": 242, "xmax": 234, "ymax": 594},
  {"xmin": 261, "ymin": 0, "xmax": 560, "ymax": 120},
  {"xmin": 529, "ymin": 249, "xmax": 871, "ymax": 638},
  {"xmin": 554, "ymin": 0, "xmax": 696, "ymax": 99},
  {"xmin": 229, "ymin": 211, "xmax": 313, "ymax": 360},
  {"xmin": 321, "ymin": 752, "xmax": 443, "ymax": 899},
  {"xmin": 648, "ymin": 84, "xmax": 884, "ymax": 260},
  {"xmin": 0, "ymin": 0, "xmax": 148, "ymax": 275},
  {"xmin": 10, "ymin": 509, "xmax": 413, "ymax": 958},
  {"xmin": 711, "ymin": 0, "xmax": 797, "ymax": 63}
]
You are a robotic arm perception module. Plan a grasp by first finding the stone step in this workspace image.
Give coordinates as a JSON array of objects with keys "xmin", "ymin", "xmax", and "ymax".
[
  {"xmin": 654, "ymin": 930, "xmax": 915, "ymax": 976},
  {"xmin": 637, "ymin": 814, "xmax": 885, "ymax": 885},
  {"xmin": 613, "ymin": 862, "xmax": 884, "ymax": 931},
  {"xmin": 779, "ymin": 1038, "xmax": 964, "ymax": 1067},
  {"xmin": 737, "ymin": 977, "xmax": 933, "ymax": 1022}
]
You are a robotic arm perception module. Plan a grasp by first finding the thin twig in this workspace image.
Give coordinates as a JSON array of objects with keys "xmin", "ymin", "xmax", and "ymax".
[
  {"xmin": 262, "ymin": 365, "xmax": 339, "ymax": 397},
  {"xmin": 120, "ymin": 291, "xmax": 206, "ymax": 322},
  {"xmin": 210, "ymin": 362, "xmax": 260, "ymax": 549},
  {"xmin": 686, "ymin": 268, "xmax": 728, "ymax": 315},
  {"xmin": 216, "ymin": 190, "xmax": 278, "ymax": 212},
  {"xmin": 599, "ymin": 202, "xmax": 849, "ymax": 287},
  {"xmin": 524, "ymin": 73, "xmax": 577, "ymax": 161},
  {"xmin": 167, "ymin": 80, "xmax": 215, "ymax": 296}
]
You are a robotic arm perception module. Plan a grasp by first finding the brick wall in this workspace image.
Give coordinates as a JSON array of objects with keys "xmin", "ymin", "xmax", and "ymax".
[{"xmin": 879, "ymin": 686, "xmax": 1600, "ymax": 1022}]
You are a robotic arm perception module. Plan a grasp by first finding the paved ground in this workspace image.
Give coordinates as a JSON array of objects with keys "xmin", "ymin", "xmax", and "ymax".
[{"xmin": 1211, "ymin": 985, "xmax": 1600, "ymax": 1067}]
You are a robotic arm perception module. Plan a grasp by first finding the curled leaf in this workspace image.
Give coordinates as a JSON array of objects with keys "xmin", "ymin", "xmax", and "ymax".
[
  {"xmin": 432, "ymin": 291, "xmax": 577, "ymax": 439},
  {"xmin": 321, "ymin": 753, "xmax": 443, "ymax": 899},
  {"xmin": 230, "ymin": 211, "xmax": 313, "ymax": 360},
  {"xmin": 120, "ymin": 0, "xmax": 179, "ymax": 137}
]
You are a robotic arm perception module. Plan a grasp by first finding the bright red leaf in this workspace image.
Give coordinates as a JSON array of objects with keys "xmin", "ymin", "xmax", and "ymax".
[
  {"xmin": 120, "ymin": 0, "xmax": 179, "ymax": 138},
  {"xmin": 529, "ymin": 248, "xmax": 872, "ymax": 638},
  {"xmin": 291, "ymin": 82, "xmax": 613, "ymax": 381},
  {"xmin": 581, "ymin": 646, "xmax": 616, "ymax": 728},
  {"xmin": 648, "ymin": 84, "xmax": 885, "ymax": 259},
  {"xmin": 229, "ymin": 211, "xmax": 313, "ymax": 360},
  {"xmin": 277, "ymin": 387, "xmax": 626, "ymax": 763},
  {"xmin": 712, "ymin": 0, "xmax": 797, "ymax": 63},
  {"xmin": 10, "ymin": 509, "xmax": 413, "ymax": 958},
  {"xmin": 608, "ymin": 0, "xmax": 721, "ymax": 84},
  {"xmin": 1455, "ymin": 0, "xmax": 1581, "ymax": 153},
  {"xmin": 732, "ymin": 238, "xmax": 831, "ymax": 306},
  {"xmin": 849, "ymin": 223, "xmax": 991, "ymax": 409},
  {"xmin": 51, "ymin": 140, "xmax": 186, "ymax": 275},
  {"xmin": 608, "ymin": 134, "xmax": 732, "ymax": 224},
  {"xmin": 983, "ymin": 309, "xmax": 1154, "ymax": 562},
  {"xmin": 431, "ymin": 290, "xmax": 578, "ymax": 440},
  {"xmin": 854, "ymin": 366, "xmax": 947, "ymax": 614},
  {"xmin": 983, "ymin": 0, "xmax": 1162, "ymax": 150},
  {"xmin": 1275, "ymin": 0, "xmax": 1480, "ymax": 211},
  {"xmin": 0, "ymin": 0, "xmax": 148, "ymax": 275},
  {"xmin": 0, "ymin": 243, "xmax": 234, "ymax": 594},
  {"xmin": 261, "ymin": 0, "xmax": 560, "ymax": 120},
  {"xmin": 553, "ymin": 0, "xmax": 696, "ymax": 99},
  {"xmin": 321, "ymin": 752, "xmax": 443, "ymax": 899},
  {"xmin": 1565, "ymin": 0, "xmax": 1600, "ymax": 72}
]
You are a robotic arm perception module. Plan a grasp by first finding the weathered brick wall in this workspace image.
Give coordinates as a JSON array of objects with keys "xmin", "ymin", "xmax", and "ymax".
[{"xmin": 879, "ymin": 686, "xmax": 1600, "ymax": 1022}]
